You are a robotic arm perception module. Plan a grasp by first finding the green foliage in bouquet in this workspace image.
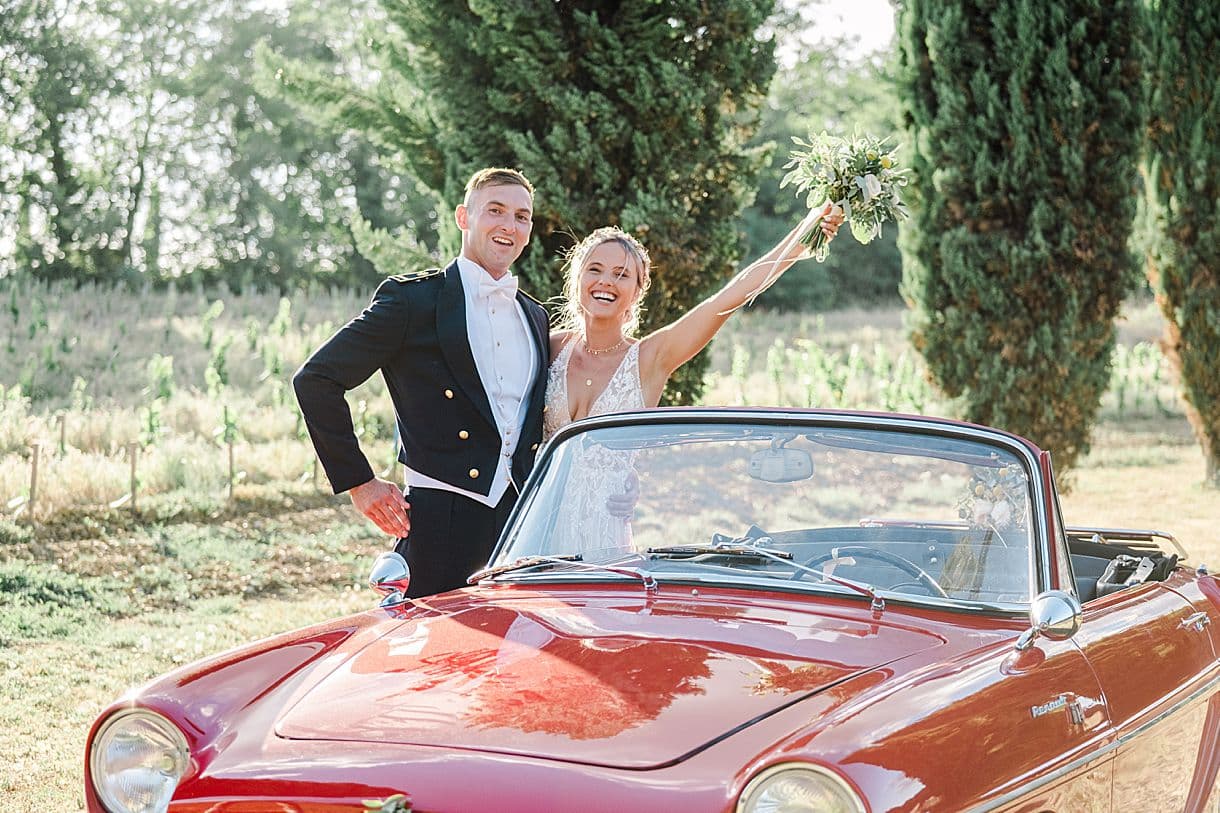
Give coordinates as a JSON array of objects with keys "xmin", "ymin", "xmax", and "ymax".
[
  {"xmin": 781, "ymin": 132, "xmax": 910, "ymax": 261},
  {"xmin": 266, "ymin": 0, "xmax": 779, "ymax": 405},
  {"xmin": 896, "ymin": 0, "xmax": 1146, "ymax": 474},
  {"xmin": 1142, "ymin": 0, "xmax": 1220, "ymax": 486}
]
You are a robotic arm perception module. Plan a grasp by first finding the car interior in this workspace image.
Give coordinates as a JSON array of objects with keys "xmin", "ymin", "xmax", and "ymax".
[
  {"xmin": 1066, "ymin": 529, "xmax": 1181, "ymax": 603},
  {"xmin": 646, "ymin": 523, "xmax": 1184, "ymax": 606}
]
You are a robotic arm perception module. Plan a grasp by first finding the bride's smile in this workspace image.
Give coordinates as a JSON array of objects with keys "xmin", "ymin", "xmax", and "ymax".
[{"xmin": 580, "ymin": 242, "xmax": 643, "ymax": 324}]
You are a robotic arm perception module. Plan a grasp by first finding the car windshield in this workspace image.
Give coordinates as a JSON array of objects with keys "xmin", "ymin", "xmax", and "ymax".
[{"xmin": 493, "ymin": 420, "xmax": 1035, "ymax": 607}]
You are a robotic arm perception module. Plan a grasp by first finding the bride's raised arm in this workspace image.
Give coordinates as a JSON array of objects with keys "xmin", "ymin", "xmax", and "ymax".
[{"xmin": 640, "ymin": 202, "xmax": 842, "ymax": 383}]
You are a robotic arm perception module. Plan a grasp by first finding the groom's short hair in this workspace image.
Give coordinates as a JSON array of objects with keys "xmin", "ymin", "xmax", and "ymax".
[{"xmin": 464, "ymin": 167, "xmax": 534, "ymax": 202}]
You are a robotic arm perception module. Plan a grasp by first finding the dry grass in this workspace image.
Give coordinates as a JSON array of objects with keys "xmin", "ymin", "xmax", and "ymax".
[
  {"xmin": 1, "ymin": 276, "xmax": 398, "ymax": 518},
  {"xmin": 1065, "ymin": 418, "xmax": 1220, "ymax": 564}
]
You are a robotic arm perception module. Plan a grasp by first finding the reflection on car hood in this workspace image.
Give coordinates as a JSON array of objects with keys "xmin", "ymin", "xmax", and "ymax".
[{"xmin": 275, "ymin": 588, "xmax": 943, "ymax": 769}]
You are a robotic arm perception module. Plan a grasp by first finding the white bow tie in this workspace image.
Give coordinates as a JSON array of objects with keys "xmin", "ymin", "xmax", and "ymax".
[{"xmin": 477, "ymin": 273, "xmax": 518, "ymax": 301}]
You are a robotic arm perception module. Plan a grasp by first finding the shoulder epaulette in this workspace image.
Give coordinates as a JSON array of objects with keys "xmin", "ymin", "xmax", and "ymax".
[{"xmin": 387, "ymin": 268, "xmax": 443, "ymax": 283}]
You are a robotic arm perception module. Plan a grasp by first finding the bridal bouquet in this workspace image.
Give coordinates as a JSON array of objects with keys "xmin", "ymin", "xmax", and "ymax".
[{"xmin": 780, "ymin": 132, "xmax": 910, "ymax": 261}]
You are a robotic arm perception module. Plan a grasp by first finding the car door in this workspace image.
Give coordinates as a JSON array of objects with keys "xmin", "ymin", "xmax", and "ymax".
[
  {"xmin": 1166, "ymin": 575, "xmax": 1220, "ymax": 811},
  {"xmin": 1073, "ymin": 582, "xmax": 1218, "ymax": 811}
]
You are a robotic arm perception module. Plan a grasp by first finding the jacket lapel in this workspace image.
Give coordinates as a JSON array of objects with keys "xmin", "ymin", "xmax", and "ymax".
[
  {"xmin": 519, "ymin": 292, "xmax": 550, "ymax": 410},
  {"xmin": 437, "ymin": 261, "xmax": 498, "ymax": 430}
]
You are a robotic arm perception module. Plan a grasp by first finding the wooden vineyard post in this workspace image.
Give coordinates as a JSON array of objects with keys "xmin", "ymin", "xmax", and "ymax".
[
  {"xmin": 29, "ymin": 443, "xmax": 41, "ymax": 519},
  {"xmin": 128, "ymin": 442, "xmax": 139, "ymax": 511}
]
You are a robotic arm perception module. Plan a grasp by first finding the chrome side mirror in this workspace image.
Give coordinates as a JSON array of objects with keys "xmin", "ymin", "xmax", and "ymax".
[
  {"xmin": 1015, "ymin": 589, "xmax": 1082, "ymax": 651},
  {"xmin": 369, "ymin": 551, "xmax": 411, "ymax": 607}
]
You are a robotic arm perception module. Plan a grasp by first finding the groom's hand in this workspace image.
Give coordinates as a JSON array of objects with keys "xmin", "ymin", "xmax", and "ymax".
[{"xmin": 350, "ymin": 477, "xmax": 412, "ymax": 537}]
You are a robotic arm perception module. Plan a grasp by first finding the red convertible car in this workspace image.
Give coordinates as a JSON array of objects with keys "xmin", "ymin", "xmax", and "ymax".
[{"xmin": 85, "ymin": 409, "xmax": 1220, "ymax": 813}]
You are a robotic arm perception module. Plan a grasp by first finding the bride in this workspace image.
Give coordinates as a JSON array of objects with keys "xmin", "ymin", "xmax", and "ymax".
[{"xmin": 541, "ymin": 204, "xmax": 843, "ymax": 554}]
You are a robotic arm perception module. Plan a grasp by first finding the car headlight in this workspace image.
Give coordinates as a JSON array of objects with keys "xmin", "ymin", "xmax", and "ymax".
[
  {"xmin": 737, "ymin": 763, "xmax": 865, "ymax": 813},
  {"xmin": 89, "ymin": 709, "xmax": 190, "ymax": 813}
]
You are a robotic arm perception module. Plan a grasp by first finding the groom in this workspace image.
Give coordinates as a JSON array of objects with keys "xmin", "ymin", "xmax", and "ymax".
[{"xmin": 293, "ymin": 167, "xmax": 549, "ymax": 598}]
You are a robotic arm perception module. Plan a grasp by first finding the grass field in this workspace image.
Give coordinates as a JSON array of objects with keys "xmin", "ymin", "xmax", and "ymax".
[{"xmin": 2, "ymin": 280, "xmax": 1217, "ymax": 809}]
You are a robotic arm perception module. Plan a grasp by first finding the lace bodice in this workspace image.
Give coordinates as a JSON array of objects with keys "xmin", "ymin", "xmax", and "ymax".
[
  {"xmin": 543, "ymin": 338, "xmax": 645, "ymax": 440},
  {"xmin": 540, "ymin": 338, "xmax": 644, "ymax": 556}
]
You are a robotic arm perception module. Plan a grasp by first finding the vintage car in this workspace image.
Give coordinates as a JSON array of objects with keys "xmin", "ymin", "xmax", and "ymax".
[{"xmin": 85, "ymin": 409, "xmax": 1220, "ymax": 813}]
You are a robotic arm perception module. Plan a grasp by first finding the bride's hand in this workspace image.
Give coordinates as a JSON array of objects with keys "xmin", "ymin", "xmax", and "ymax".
[
  {"xmin": 806, "ymin": 201, "xmax": 845, "ymax": 244},
  {"xmin": 605, "ymin": 470, "xmax": 639, "ymax": 519},
  {"xmin": 778, "ymin": 202, "xmax": 845, "ymax": 262},
  {"xmin": 819, "ymin": 202, "xmax": 846, "ymax": 240}
]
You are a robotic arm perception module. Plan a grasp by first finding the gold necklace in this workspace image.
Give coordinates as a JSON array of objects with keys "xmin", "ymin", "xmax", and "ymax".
[
  {"xmin": 582, "ymin": 336, "xmax": 626, "ymax": 386},
  {"xmin": 583, "ymin": 336, "xmax": 627, "ymax": 356}
]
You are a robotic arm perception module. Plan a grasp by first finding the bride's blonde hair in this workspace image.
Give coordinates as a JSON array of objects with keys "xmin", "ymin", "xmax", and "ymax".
[{"xmin": 557, "ymin": 226, "xmax": 653, "ymax": 337}]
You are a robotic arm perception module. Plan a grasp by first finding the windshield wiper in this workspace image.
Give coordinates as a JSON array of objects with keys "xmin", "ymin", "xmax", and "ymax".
[
  {"xmin": 469, "ymin": 554, "xmax": 657, "ymax": 592},
  {"xmin": 468, "ymin": 554, "xmax": 582, "ymax": 582},
  {"xmin": 648, "ymin": 544, "xmax": 794, "ymax": 559},
  {"xmin": 649, "ymin": 536, "xmax": 886, "ymax": 612}
]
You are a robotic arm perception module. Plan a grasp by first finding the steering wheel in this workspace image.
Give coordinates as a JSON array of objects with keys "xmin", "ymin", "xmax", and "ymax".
[{"xmin": 794, "ymin": 545, "xmax": 949, "ymax": 598}]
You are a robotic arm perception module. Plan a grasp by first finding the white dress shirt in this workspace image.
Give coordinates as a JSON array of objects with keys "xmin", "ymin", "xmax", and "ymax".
[{"xmin": 403, "ymin": 256, "xmax": 537, "ymax": 506}]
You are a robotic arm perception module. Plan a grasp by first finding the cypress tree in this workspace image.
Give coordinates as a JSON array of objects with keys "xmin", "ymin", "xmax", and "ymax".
[
  {"xmin": 896, "ymin": 0, "xmax": 1145, "ymax": 472},
  {"xmin": 1143, "ymin": 0, "xmax": 1220, "ymax": 485},
  {"xmin": 267, "ymin": 1, "xmax": 777, "ymax": 403}
]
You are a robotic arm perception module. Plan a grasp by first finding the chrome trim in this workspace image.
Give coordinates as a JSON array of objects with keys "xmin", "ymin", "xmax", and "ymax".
[
  {"xmin": 1115, "ymin": 667, "xmax": 1220, "ymax": 748},
  {"xmin": 1180, "ymin": 612, "xmax": 1211, "ymax": 633},
  {"xmin": 1066, "ymin": 525, "xmax": 1189, "ymax": 560},
  {"xmin": 89, "ymin": 708, "xmax": 191, "ymax": 813},
  {"xmin": 508, "ymin": 409, "xmax": 1050, "ymax": 601},
  {"xmin": 736, "ymin": 762, "xmax": 865, "ymax": 813},
  {"xmin": 1067, "ymin": 698, "xmax": 1086, "ymax": 726},
  {"xmin": 964, "ymin": 668, "xmax": 1220, "ymax": 812}
]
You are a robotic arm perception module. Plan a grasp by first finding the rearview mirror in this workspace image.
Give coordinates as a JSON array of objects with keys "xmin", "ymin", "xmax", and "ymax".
[
  {"xmin": 369, "ymin": 551, "xmax": 411, "ymax": 606},
  {"xmin": 748, "ymin": 448, "xmax": 814, "ymax": 483},
  {"xmin": 1014, "ymin": 589, "xmax": 1082, "ymax": 651}
]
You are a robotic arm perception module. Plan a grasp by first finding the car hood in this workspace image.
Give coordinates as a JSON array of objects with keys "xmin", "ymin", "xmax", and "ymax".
[{"xmin": 275, "ymin": 588, "xmax": 943, "ymax": 769}]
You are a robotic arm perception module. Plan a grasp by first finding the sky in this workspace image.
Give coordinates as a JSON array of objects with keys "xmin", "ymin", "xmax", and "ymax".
[{"xmin": 801, "ymin": 0, "xmax": 897, "ymax": 61}]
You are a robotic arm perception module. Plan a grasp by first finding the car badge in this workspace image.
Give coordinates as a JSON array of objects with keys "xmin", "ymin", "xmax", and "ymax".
[{"xmin": 1030, "ymin": 694, "xmax": 1084, "ymax": 725}]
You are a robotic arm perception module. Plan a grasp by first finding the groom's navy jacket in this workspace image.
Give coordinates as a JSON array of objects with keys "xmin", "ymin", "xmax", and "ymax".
[{"xmin": 293, "ymin": 260, "xmax": 550, "ymax": 497}]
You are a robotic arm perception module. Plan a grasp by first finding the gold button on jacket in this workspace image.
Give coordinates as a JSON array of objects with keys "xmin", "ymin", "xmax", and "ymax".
[
  {"xmin": 468, "ymin": 468, "xmax": 479, "ymax": 479},
  {"xmin": 458, "ymin": 430, "xmax": 469, "ymax": 440},
  {"xmin": 444, "ymin": 389, "xmax": 454, "ymax": 399}
]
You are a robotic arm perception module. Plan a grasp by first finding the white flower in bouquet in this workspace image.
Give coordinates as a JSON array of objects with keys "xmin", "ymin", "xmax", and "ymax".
[{"xmin": 780, "ymin": 132, "xmax": 911, "ymax": 261}]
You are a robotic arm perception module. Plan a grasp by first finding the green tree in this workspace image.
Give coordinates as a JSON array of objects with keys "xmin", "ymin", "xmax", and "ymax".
[
  {"xmin": 266, "ymin": 0, "xmax": 778, "ymax": 403},
  {"xmin": 180, "ymin": 0, "xmax": 436, "ymax": 289},
  {"xmin": 0, "ymin": 0, "xmax": 427, "ymax": 287},
  {"xmin": 896, "ymin": 0, "xmax": 1145, "ymax": 472},
  {"xmin": 745, "ymin": 47, "xmax": 904, "ymax": 311},
  {"xmin": 1143, "ymin": 0, "xmax": 1220, "ymax": 485},
  {"xmin": 0, "ymin": 0, "xmax": 117, "ymax": 280}
]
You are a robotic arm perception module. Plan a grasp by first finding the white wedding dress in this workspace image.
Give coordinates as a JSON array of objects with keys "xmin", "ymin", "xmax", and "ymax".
[{"xmin": 541, "ymin": 339, "xmax": 645, "ymax": 556}]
